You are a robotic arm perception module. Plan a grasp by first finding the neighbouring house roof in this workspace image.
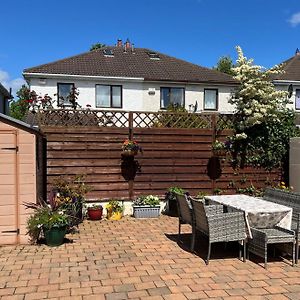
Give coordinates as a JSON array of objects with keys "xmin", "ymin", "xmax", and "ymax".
[
  {"xmin": 0, "ymin": 83, "xmax": 11, "ymax": 98},
  {"xmin": 273, "ymin": 52, "xmax": 300, "ymax": 82},
  {"xmin": 0, "ymin": 113, "xmax": 42, "ymax": 136},
  {"xmin": 23, "ymin": 46, "xmax": 237, "ymax": 85}
]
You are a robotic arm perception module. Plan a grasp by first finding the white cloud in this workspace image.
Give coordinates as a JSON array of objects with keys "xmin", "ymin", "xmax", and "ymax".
[
  {"xmin": 0, "ymin": 69, "xmax": 26, "ymax": 97},
  {"xmin": 288, "ymin": 12, "xmax": 300, "ymax": 27}
]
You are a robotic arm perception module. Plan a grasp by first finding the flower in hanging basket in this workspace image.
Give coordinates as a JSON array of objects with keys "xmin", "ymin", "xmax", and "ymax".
[
  {"xmin": 121, "ymin": 139, "xmax": 142, "ymax": 156},
  {"xmin": 212, "ymin": 140, "xmax": 227, "ymax": 156}
]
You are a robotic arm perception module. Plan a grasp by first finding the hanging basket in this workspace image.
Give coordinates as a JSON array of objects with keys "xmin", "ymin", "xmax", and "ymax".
[
  {"xmin": 213, "ymin": 149, "xmax": 227, "ymax": 157},
  {"xmin": 121, "ymin": 150, "xmax": 138, "ymax": 156}
]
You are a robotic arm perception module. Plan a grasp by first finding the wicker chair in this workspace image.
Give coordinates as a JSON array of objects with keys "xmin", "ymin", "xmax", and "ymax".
[
  {"xmin": 175, "ymin": 193, "xmax": 195, "ymax": 251},
  {"xmin": 263, "ymin": 187, "xmax": 300, "ymax": 264},
  {"xmin": 247, "ymin": 226, "xmax": 296, "ymax": 268},
  {"xmin": 190, "ymin": 197, "xmax": 247, "ymax": 265}
]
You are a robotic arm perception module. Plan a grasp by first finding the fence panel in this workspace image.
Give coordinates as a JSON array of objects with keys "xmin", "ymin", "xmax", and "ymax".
[{"xmin": 39, "ymin": 110, "xmax": 282, "ymax": 201}]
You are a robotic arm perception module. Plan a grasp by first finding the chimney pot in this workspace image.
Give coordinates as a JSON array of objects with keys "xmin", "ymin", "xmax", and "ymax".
[
  {"xmin": 117, "ymin": 39, "xmax": 122, "ymax": 47},
  {"xmin": 296, "ymin": 48, "xmax": 300, "ymax": 56},
  {"xmin": 125, "ymin": 38, "xmax": 131, "ymax": 51}
]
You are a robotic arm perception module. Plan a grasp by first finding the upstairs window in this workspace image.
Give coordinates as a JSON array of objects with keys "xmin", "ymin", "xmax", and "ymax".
[
  {"xmin": 160, "ymin": 87, "xmax": 185, "ymax": 109},
  {"xmin": 96, "ymin": 85, "xmax": 122, "ymax": 108},
  {"xmin": 57, "ymin": 83, "xmax": 74, "ymax": 107},
  {"xmin": 296, "ymin": 89, "xmax": 300, "ymax": 110},
  {"xmin": 204, "ymin": 89, "xmax": 218, "ymax": 110}
]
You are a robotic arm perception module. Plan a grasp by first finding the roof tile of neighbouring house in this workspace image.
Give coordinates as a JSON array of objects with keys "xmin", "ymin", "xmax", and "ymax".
[
  {"xmin": 274, "ymin": 53, "xmax": 300, "ymax": 81},
  {"xmin": 23, "ymin": 46, "xmax": 237, "ymax": 85}
]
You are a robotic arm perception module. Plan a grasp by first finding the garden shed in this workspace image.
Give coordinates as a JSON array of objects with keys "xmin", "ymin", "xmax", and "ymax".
[{"xmin": 0, "ymin": 113, "xmax": 45, "ymax": 244}]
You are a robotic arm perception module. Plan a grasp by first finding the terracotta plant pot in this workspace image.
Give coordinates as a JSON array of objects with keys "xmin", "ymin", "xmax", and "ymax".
[{"xmin": 87, "ymin": 207, "xmax": 103, "ymax": 220}]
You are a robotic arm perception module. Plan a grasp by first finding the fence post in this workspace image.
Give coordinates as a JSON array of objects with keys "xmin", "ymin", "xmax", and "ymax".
[
  {"xmin": 211, "ymin": 114, "xmax": 217, "ymax": 195},
  {"xmin": 128, "ymin": 112, "xmax": 134, "ymax": 200}
]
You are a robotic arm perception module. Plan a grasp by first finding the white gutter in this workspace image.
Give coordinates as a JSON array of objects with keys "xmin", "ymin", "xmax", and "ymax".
[
  {"xmin": 23, "ymin": 72, "xmax": 145, "ymax": 82},
  {"xmin": 273, "ymin": 80, "xmax": 300, "ymax": 85}
]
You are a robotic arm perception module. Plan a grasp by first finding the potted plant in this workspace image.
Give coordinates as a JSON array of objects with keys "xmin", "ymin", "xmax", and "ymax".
[
  {"xmin": 133, "ymin": 195, "xmax": 161, "ymax": 218},
  {"xmin": 87, "ymin": 204, "xmax": 103, "ymax": 220},
  {"xmin": 106, "ymin": 200, "xmax": 124, "ymax": 220},
  {"xmin": 52, "ymin": 175, "xmax": 91, "ymax": 226},
  {"xmin": 121, "ymin": 139, "xmax": 142, "ymax": 156},
  {"xmin": 212, "ymin": 140, "xmax": 227, "ymax": 156},
  {"xmin": 165, "ymin": 187, "xmax": 185, "ymax": 217},
  {"xmin": 25, "ymin": 203, "xmax": 70, "ymax": 247}
]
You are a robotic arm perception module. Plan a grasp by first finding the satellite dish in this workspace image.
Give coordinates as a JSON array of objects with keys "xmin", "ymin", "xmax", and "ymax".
[
  {"xmin": 288, "ymin": 84, "xmax": 293, "ymax": 99},
  {"xmin": 193, "ymin": 101, "xmax": 198, "ymax": 113}
]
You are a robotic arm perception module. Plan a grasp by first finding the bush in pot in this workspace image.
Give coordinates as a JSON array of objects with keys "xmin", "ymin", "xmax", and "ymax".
[
  {"xmin": 165, "ymin": 187, "xmax": 185, "ymax": 216},
  {"xmin": 51, "ymin": 175, "xmax": 91, "ymax": 226},
  {"xmin": 26, "ymin": 203, "xmax": 70, "ymax": 247},
  {"xmin": 133, "ymin": 195, "xmax": 160, "ymax": 218},
  {"xmin": 87, "ymin": 204, "xmax": 103, "ymax": 220}
]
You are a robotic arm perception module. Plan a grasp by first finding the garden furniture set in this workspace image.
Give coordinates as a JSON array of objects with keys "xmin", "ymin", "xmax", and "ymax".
[{"xmin": 175, "ymin": 189, "xmax": 299, "ymax": 268}]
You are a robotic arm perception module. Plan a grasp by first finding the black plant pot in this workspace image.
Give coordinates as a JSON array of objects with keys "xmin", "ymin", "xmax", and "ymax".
[
  {"xmin": 168, "ymin": 200, "xmax": 178, "ymax": 217},
  {"xmin": 165, "ymin": 192, "xmax": 178, "ymax": 217}
]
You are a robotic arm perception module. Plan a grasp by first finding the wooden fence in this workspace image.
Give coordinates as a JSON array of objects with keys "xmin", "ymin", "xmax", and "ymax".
[{"xmin": 37, "ymin": 109, "xmax": 281, "ymax": 200}]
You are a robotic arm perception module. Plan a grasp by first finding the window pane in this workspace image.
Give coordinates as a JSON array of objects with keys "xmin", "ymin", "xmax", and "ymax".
[
  {"xmin": 204, "ymin": 90, "xmax": 217, "ymax": 110},
  {"xmin": 96, "ymin": 85, "xmax": 110, "ymax": 107},
  {"xmin": 112, "ymin": 86, "xmax": 121, "ymax": 108},
  {"xmin": 296, "ymin": 89, "xmax": 300, "ymax": 110},
  {"xmin": 58, "ymin": 83, "xmax": 73, "ymax": 106},
  {"xmin": 170, "ymin": 88, "xmax": 184, "ymax": 106},
  {"xmin": 161, "ymin": 88, "xmax": 170, "ymax": 108}
]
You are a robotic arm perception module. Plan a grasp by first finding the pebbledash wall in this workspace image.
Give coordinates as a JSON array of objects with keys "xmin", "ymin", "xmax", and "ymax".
[{"xmin": 29, "ymin": 76, "xmax": 236, "ymax": 112}]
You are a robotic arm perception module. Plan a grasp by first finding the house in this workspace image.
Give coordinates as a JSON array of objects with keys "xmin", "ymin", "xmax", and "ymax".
[
  {"xmin": 23, "ymin": 39, "xmax": 238, "ymax": 113},
  {"xmin": 273, "ymin": 49, "xmax": 300, "ymax": 111},
  {"xmin": 0, "ymin": 83, "xmax": 12, "ymax": 115}
]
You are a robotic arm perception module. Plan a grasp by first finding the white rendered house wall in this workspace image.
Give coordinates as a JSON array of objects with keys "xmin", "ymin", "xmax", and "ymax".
[{"xmin": 28, "ymin": 77, "xmax": 236, "ymax": 112}]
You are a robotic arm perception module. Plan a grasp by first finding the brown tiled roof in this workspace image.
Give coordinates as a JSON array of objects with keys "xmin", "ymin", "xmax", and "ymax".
[
  {"xmin": 274, "ymin": 54, "xmax": 300, "ymax": 81},
  {"xmin": 23, "ymin": 47, "xmax": 237, "ymax": 85}
]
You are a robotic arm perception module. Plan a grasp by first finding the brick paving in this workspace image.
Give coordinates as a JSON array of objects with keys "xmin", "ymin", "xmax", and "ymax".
[{"xmin": 0, "ymin": 215, "xmax": 299, "ymax": 300}]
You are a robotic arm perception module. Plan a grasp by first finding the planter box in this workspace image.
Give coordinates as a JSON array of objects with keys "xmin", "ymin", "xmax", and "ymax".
[{"xmin": 133, "ymin": 205, "xmax": 160, "ymax": 218}]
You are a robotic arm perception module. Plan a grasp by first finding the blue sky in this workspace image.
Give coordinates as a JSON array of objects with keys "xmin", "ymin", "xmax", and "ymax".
[{"xmin": 1, "ymin": 0, "xmax": 300, "ymax": 94}]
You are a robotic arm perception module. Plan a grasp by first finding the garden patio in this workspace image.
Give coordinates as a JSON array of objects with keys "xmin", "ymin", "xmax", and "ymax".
[{"xmin": 1, "ymin": 216, "xmax": 300, "ymax": 300}]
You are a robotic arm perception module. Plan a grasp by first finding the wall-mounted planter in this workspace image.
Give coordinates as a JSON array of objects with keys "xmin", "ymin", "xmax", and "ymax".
[{"xmin": 133, "ymin": 205, "xmax": 160, "ymax": 218}]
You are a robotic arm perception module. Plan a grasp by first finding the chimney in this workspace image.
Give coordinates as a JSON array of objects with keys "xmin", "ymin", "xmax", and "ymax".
[
  {"xmin": 125, "ymin": 38, "xmax": 131, "ymax": 51},
  {"xmin": 117, "ymin": 39, "xmax": 122, "ymax": 47},
  {"xmin": 296, "ymin": 48, "xmax": 300, "ymax": 56},
  {"xmin": 131, "ymin": 43, "xmax": 135, "ymax": 53}
]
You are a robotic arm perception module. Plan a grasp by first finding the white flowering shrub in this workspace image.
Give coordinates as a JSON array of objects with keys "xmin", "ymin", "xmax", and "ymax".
[{"xmin": 228, "ymin": 46, "xmax": 299, "ymax": 170}]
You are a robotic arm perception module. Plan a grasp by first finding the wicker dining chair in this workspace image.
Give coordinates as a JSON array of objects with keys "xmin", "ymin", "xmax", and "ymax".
[
  {"xmin": 175, "ymin": 193, "xmax": 195, "ymax": 251},
  {"xmin": 190, "ymin": 197, "xmax": 247, "ymax": 265},
  {"xmin": 247, "ymin": 226, "xmax": 295, "ymax": 268},
  {"xmin": 263, "ymin": 187, "xmax": 300, "ymax": 264}
]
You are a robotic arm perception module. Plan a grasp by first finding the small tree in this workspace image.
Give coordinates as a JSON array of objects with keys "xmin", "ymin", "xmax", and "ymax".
[
  {"xmin": 90, "ymin": 43, "xmax": 106, "ymax": 51},
  {"xmin": 228, "ymin": 46, "xmax": 299, "ymax": 170},
  {"xmin": 213, "ymin": 56, "xmax": 235, "ymax": 75},
  {"xmin": 9, "ymin": 85, "xmax": 31, "ymax": 120}
]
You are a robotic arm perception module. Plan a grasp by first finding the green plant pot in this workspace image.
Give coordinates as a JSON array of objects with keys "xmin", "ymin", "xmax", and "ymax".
[{"xmin": 44, "ymin": 226, "xmax": 66, "ymax": 247}]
